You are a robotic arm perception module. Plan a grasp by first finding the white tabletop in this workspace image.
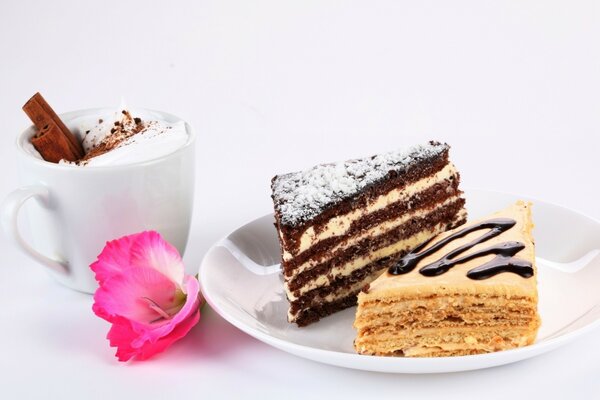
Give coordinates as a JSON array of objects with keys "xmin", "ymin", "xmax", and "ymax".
[{"xmin": 1, "ymin": 1, "xmax": 599, "ymax": 398}]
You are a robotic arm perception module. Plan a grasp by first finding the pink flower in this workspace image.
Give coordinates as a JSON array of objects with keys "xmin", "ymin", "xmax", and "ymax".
[{"xmin": 91, "ymin": 231, "xmax": 200, "ymax": 361}]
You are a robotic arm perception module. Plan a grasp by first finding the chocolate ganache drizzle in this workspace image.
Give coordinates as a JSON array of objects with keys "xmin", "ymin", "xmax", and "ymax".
[{"xmin": 388, "ymin": 218, "xmax": 534, "ymax": 280}]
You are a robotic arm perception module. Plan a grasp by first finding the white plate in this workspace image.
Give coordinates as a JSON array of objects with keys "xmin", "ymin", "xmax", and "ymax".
[{"xmin": 198, "ymin": 189, "xmax": 600, "ymax": 373}]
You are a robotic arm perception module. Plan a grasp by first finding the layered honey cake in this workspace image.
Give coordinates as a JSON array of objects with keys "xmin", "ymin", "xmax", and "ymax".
[
  {"xmin": 271, "ymin": 141, "xmax": 467, "ymax": 326},
  {"xmin": 354, "ymin": 201, "xmax": 540, "ymax": 357}
]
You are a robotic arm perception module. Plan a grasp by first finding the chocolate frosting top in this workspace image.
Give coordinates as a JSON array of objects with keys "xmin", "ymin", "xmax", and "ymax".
[{"xmin": 271, "ymin": 141, "xmax": 449, "ymax": 227}]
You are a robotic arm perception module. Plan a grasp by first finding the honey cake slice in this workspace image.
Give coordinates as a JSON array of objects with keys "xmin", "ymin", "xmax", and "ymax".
[
  {"xmin": 271, "ymin": 141, "xmax": 467, "ymax": 326},
  {"xmin": 354, "ymin": 201, "xmax": 540, "ymax": 356}
]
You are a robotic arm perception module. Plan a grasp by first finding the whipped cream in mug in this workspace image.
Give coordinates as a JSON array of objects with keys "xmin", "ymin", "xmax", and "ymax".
[{"xmin": 25, "ymin": 106, "xmax": 188, "ymax": 167}]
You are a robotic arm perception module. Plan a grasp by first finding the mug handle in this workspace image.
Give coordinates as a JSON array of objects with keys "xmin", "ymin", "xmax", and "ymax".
[{"xmin": 1, "ymin": 185, "xmax": 69, "ymax": 275}]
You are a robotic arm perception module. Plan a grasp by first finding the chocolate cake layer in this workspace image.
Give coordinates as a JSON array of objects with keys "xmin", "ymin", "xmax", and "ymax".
[
  {"xmin": 282, "ymin": 176, "xmax": 461, "ymax": 275},
  {"xmin": 286, "ymin": 199, "xmax": 466, "ymax": 293},
  {"xmin": 272, "ymin": 142, "xmax": 450, "ymax": 255},
  {"xmin": 287, "ymin": 213, "xmax": 467, "ymax": 320},
  {"xmin": 289, "ymin": 252, "xmax": 403, "ymax": 316},
  {"xmin": 294, "ymin": 294, "xmax": 358, "ymax": 327}
]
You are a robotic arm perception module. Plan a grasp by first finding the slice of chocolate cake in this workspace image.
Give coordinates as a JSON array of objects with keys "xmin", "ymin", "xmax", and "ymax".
[{"xmin": 271, "ymin": 141, "xmax": 466, "ymax": 326}]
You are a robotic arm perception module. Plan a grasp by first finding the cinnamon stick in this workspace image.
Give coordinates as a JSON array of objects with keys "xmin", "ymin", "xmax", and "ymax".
[
  {"xmin": 30, "ymin": 123, "xmax": 80, "ymax": 163},
  {"xmin": 23, "ymin": 93, "xmax": 84, "ymax": 162}
]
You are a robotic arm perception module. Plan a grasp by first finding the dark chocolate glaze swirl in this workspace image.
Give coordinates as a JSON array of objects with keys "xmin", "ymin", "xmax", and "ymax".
[{"xmin": 388, "ymin": 218, "xmax": 534, "ymax": 280}]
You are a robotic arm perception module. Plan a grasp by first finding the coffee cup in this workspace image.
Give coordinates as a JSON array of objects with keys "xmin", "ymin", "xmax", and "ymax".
[{"xmin": 1, "ymin": 108, "xmax": 195, "ymax": 293}]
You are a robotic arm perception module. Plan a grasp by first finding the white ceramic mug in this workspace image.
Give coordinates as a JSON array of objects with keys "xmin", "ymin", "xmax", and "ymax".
[{"xmin": 1, "ymin": 108, "xmax": 195, "ymax": 293}]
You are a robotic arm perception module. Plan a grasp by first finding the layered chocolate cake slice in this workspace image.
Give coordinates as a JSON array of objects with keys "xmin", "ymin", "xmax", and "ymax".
[
  {"xmin": 271, "ymin": 141, "xmax": 466, "ymax": 326},
  {"xmin": 354, "ymin": 201, "xmax": 540, "ymax": 356}
]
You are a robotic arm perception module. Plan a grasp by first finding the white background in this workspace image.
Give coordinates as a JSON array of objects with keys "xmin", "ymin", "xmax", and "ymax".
[{"xmin": 1, "ymin": 1, "xmax": 599, "ymax": 399}]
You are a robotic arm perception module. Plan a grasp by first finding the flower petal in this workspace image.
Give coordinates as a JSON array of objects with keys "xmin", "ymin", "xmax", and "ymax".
[
  {"xmin": 130, "ymin": 276, "xmax": 200, "ymax": 347},
  {"xmin": 105, "ymin": 316, "xmax": 139, "ymax": 362},
  {"xmin": 103, "ymin": 279, "xmax": 201, "ymax": 362},
  {"xmin": 132, "ymin": 307, "xmax": 200, "ymax": 361},
  {"xmin": 93, "ymin": 266, "xmax": 181, "ymax": 324},
  {"xmin": 128, "ymin": 231, "xmax": 185, "ymax": 286},
  {"xmin": 90, "ymin": 232, "xmax": 145, "ymax": 284}
]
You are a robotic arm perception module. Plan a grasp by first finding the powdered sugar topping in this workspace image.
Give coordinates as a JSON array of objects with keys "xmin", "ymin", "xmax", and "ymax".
[{"xmin": 271, "ymin": 142, "xmax": 448, "ymax": 226}]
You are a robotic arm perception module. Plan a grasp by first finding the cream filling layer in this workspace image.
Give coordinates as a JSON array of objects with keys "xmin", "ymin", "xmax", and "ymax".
[
  {"xmin": 402, "ymin": 334, "xmax": 533, "ymax": 356},
  {"xmin": 287, "ymin": 196, "xmax": 463, "ymax": 280},
  {"xmin": 285, "ymin": 216, "xmax": 466, "ymax": 301},
  {"xmin": 283, "ymin": 163, "xmax": 458, "ymax": 260}
]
